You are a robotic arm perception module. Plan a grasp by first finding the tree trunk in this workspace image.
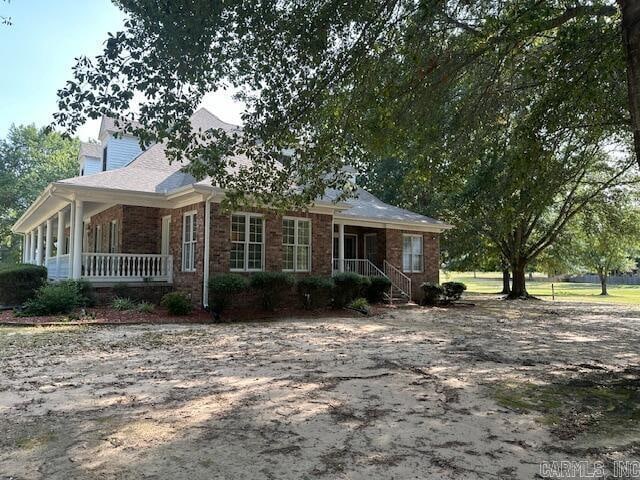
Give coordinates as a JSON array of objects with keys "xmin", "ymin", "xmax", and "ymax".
[
  {"xmin": 500, "ymin": 268, "xmax": 511, "ymax": 294},
  {"xmin": 619, "ymin": 0, "xmax": 640, "ymax": 166},
  {"xmin": 600, "ymin": 274, "xmax": 608, "ymax": 296},
  {"xmin": 508, "ymin": 259, "xmax": 530, "ymax": 299}
]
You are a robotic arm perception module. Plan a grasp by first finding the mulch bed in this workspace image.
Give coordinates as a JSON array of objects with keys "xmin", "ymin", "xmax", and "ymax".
[{"xmin": 0, "ymin": 304, "xmax": 396, "ymax": 326}]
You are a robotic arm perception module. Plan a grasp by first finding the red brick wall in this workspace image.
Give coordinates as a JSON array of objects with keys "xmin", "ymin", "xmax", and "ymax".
[
  {"xmin": 86, "ymin": 206, "xmax": 124, "ymax": 253},
  {"xmin": 122, "ymin": 206, "xmax": 161, "ymax": 254},
  {"xmin": 159, "ymin": 202, "xmax": 206, "ymax": 304},
  {"xmin": 86, "ymin": 205, "xmax": 161, "ymax": 254},
  {"xmin": 208, "ymin": 204, "xmax": 333, "ymax": 277},
  {"xmin": 85, "ymin": 201, "xmax": 440, "ymax": 306},
  {"xmin": 384, "ymin": 229, "xmax": 440, "ymax": 300}
]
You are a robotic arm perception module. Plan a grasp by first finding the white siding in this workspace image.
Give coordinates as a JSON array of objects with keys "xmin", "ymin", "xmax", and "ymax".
[
  {"xmin": 82, "ymin": 156, "xmax": 102, "ymax": 176},
  {"xmin": 105, "ymin": 135, "xmax": 142, "ymax": 171}
]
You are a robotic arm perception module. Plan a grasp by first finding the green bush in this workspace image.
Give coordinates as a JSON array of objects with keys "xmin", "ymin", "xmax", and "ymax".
[
  {"xmin": 137, "ymin": 301, "xmax": 155, "ymax": 313},
  {"xmin": 366, "ymin": 276, "xmax": 392, "ymax": 304},
  {"xmin": 297, "ymin": 276, "xmax": 334, "ymax": 309},
  {"xmin": 348, "ymin": 297, "xmax": 370, "ymax": 313},
  {"xmin": 208, "ymin": 274, "xmax": 248, "ymax": 315},
  {"xmin": 249, "ymin": 272, "xmax": 295, "ymax": 310},
  {"xmin": 20, "ymin": 281, "xmax": 83, "ymax": 316},
  {"xmin": 74, "ymin": 279, "xmax": 96, "ymax": 307},
  {"xmin": 421, "ymin": 282, "xmax": 444, "ymax": 306},
  {"xmin": 332, "ymin": 272, "xmax": 370, "ymax": 308},
  {"xmin": 442, "ymin": 282, "xmax": 467, "ymax": 303},
  {"xmin": 0, "ymin": 263, "xmax": 47, "ymax": 306},
  {"xmin": 111, "ymin": 297, "xmax": 137, "ymax": 311},
  {"xmin": 161, "ymin": 291, "xmax": 193, "ymax": 316}
]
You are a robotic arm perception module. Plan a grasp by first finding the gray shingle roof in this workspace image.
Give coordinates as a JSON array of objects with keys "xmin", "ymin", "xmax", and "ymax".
[
  {"xmin": 79, "ymin": 142, "xmax": 102, "ymax": 159},
  {"xmin": 59, "ymin": 108, "xmax": 450, "ymax": 228},
  {"xmin": 326, "ymin": 188, "xmax": 448, "ymax": 226}
]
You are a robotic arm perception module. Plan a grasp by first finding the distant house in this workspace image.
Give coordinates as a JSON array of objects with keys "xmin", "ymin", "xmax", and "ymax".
[{"xmin": 12, "ymin": 109, "xmax": 452, "ymax": 306}]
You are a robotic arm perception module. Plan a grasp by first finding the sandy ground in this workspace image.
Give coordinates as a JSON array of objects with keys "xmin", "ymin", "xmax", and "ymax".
[{"xmin": 1, "ymin": 298, "xmax": 639, "ymax": 479}]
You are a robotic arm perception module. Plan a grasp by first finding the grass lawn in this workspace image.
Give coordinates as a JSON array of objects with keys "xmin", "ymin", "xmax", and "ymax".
[{"xmin": 442, "ymin": 271, "xmax": 640, "ymax": 305}]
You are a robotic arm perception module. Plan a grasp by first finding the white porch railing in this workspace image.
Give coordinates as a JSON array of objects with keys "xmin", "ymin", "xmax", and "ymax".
[
  {"xmin": 81, "ymin": 253, "xmax": 173, "ymax": 283},
  {"xmin": 384, "ymin": 260, "xmax": 411, "ymax": 301},
  {"xmin": 332, "ymin": 258, "xmax": 386, "ymax": 277},
  {"xmin": 46, "ymin": 254, "xmax": 71, "ymax": 280}
]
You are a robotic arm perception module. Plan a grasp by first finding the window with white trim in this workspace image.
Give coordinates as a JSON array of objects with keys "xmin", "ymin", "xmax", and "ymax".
[
  {"xmin": 283, "ymin": 218, "xmax": 311, "ymax": 272},
  {"xmin": 402, "ymin": 234, "xmax": 423, "ymax": 273},
  {"xmin": 230, "ymin": 213, "xmax": 264, "ymax": 271},
  {"xmin": 94, "ymin": 225, "xmax": 102, "ymax": 253},
  {"xmin": 182, "ymin": 212, "xmax": 197, "ymax": 272},
  {"xmin": 109, "ymin": 220, "xmax": 118, "ymax": 253}
]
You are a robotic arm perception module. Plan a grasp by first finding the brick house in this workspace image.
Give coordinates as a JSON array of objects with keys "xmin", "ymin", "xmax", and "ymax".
[{"xmin": 12, "ymin": 109, "xmax": 452, "ymax": 306}]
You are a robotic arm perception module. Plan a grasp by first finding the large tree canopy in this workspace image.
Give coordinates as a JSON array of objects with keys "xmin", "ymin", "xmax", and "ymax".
[
  {"xmin": 54, "ymin": 0, "xmax": 635, "ymax": 205},
  {"xmin": 53, "ymin": 0, "xmax": 639, "ymax": 296},
  {"xmin": 0, "ymin": 125, "xmax": 79, "ymax": 264}
]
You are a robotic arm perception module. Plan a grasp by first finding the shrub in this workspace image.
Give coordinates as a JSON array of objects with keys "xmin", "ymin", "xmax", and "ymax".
[
  {"xmin": 297, "ymin": 276, "xmax": 335, "ymax": 309},
  {"xmin": 332, "ymin": 272, "xmax": 370, "ymax": 308},
  {"xmin": 208, "ymin": 274, "xmax": 248, "ymax": 316},
  {"xmin": 111, "ymin": 297, "xmax": 137, "ymax": 311},
  {"xmin": 161, "ymin": 291, "xmax": 193, "ymax": 316},
  {"xmin": 366, "ymin": 276, "xmax": 392, "ymax": 304},
  {"xmin": 0, "ymin": 263, "xmax": 47, "ymax": 306},
  {"xmin": 20, "ymin": 281, "xmax": 82, "ymax": 316},
  {"xmin": 74, "ymin": 279, "xmax": 96, "ymax": 307},
  {"xmin": 249, "ymin": 272, "xmax": 295, "ymax": 310},
  {"xmin": 348, "ymin": 297, "xmax": 370, "ymax": 314},
  {"xmin": 442, "ymin": 282, "xmax": 467, "ymax": 303},
  {"xmin": 421, "ymin": 282, "xmax": 444, "ymax": 306},
  {"xmin": 137, "ymin": 301, "xmax": 155, "ymax": 313}
]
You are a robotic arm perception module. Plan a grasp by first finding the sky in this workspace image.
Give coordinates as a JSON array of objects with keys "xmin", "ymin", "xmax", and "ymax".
[{"xmin": 0, "ymin": 0, "xmax": 244, "ymax": 141}]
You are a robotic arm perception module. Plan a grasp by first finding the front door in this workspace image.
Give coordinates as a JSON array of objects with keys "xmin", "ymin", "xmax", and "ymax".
[
  {"xmin": 334, "ymin": 234, "xmax": 358, "ymax": 259},
  {"xmin": 364, "ymin": 233, "xmax": 377, "ymax": 264}
]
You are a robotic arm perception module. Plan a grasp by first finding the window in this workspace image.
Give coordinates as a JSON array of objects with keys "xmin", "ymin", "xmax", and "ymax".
[
  {"xmin": 230, "ymin": 213, "xmax": 264, "ymax": 271},
  {"xmin": 109, "ymin": 220, "xmax": 118, "ymax": 253},
  {"xmin": 283, "ymin": 218, "xmax": 311, "ymax": 272},
  {"xmin": 402, "ymin": 234, "xmax": 423, "ymax": 273},
  {"xmin": 102, "ymin": 147, "xmax": 108, "ymax": 171},
  {"xmin": 94, "ymin": 225, "xmax": 102, "ymax": 253},
  {"xmin": 182, "ymin": 212, "xmax": 197, "ymax": 272}
]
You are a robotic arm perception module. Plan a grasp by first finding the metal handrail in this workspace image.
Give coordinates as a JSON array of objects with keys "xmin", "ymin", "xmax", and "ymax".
[{"xmin": 383, "ymin": 260, "xmax": 411, "ymax": 301}]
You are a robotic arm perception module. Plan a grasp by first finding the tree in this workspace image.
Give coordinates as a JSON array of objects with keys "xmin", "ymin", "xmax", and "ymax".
[
  {"xmin": 53, "ymin": 0, "xmax": 633, "ymax": 202},
  {"xmin": 52, "ymin": 1, "xmax": 638, "ymax": 297},
  {"xmin": 573, "ymin": 193, "xmax": 640, "ymax": 295},
  {"xmin": 0, "ymin": 125, "xmax": 79, "ymax": 265}
]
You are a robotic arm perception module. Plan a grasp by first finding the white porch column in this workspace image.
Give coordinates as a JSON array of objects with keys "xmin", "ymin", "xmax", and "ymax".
[
  {"xmin": 338, "ymin": 223, "xmax": 345, "ymax": 272},
  {"xmin": 56, "ymin": 210, "xmax": 65, "ymax": 256},
  {"xmin": 30, "ymin": 230, "xmax": 36, "ymax": 264},
  {"xmin": 36, "ymin": 224, "xmax": 44, "ymax": 266},
  {"xmin": 71, "ymin": 200, "xmax": 84, "ymax": 279},
  {"xmin": 24, "ymin": 234, "xmax": 30, "ymax": 263},
  {"xmin": 69, "ymin": 201, "xmax": 76, "ymax": 278},
  {"xmin": 45, "ymin": 218, "xmax": 53, "ymax": 262}
]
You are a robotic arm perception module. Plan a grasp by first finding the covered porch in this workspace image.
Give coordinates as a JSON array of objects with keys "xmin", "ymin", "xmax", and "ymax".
[
  {"xmin": 18, "ymin": 194, "xmax": 173, "ymax": 284},
  {"xmin": 332, "ymin": 220, "xmax": 413, "ymax": 301}
]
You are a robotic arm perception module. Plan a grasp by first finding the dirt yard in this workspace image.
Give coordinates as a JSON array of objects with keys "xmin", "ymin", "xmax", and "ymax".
[{"xmin": 1, "ymin": 298, "xmax": 639, "ymax": 479}]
